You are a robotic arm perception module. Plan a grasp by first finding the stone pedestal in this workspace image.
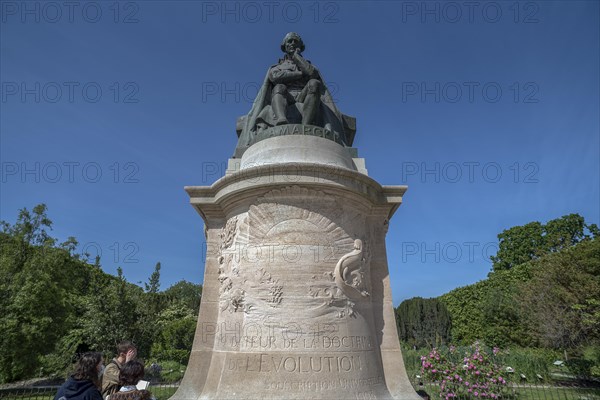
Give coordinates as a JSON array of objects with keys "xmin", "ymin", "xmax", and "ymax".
[{"xmin": 173, "ymin": 135, "xmax": 420, "ymax": 400}]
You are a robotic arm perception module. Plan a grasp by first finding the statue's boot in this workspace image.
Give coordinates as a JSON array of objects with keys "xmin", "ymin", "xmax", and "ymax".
[
  {"xmin": 302, "ymin": 81, "xmax": 321, "ymax": 125},
  {"xmin": 272, "ymin": 93, "xmax": 289, "ymax": 125}
]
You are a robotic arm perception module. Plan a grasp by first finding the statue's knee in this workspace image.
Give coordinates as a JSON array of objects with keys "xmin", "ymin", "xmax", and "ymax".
[
  {"xmin": 307, "ymin": 79, "xmax": 321, "ymax": 94},
  {"xmin": 273, "ymin": 84, "xmax": 287, "ymax": 96}
]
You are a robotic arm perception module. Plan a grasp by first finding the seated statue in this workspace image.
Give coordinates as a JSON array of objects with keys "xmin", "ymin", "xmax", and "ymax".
[{"xmin": 235, "ymin": 32, "xmax": 355, "ymax": 156}]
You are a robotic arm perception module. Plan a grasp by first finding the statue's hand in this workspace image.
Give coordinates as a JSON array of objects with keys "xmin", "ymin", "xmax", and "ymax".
[{"xmin": 292, "ymin": 49, "xmax": 305, "ymax": 63}]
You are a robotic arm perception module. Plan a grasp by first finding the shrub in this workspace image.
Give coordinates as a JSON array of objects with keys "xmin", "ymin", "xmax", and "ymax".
[
  {"xmin": 565, "ymin": 359, "xmax": 594, "ymax": 379},
  {"xmin": 420, "ymin": 342, "xmax": 513, "ymax": 400}
]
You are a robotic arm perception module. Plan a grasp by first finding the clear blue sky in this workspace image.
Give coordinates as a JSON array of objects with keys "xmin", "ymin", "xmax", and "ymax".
[{"xmin": 1, "ymin": 1, "xmax": 598, "ymax": 305}]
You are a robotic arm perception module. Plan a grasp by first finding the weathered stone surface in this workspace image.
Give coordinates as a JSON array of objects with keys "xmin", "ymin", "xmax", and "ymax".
[
  {"xmin": 240, "ymin": 135, "xmax": 359, "ymax": 172},
  {"xmin": 174, "ymin": 135, "xmax": 420, "ymax": 400}
]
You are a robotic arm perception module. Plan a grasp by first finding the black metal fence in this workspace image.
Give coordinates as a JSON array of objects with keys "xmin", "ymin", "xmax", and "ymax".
[
  {"xmin": 409, "ymin": 380, "xmax": 600, "ymax": 400},
  {"xmin": 406, "ymin": 368, "xmax": 600, "ymax": 400},
  {"xmin": 0, "ymin": 384, "xmax": 178, "ymax": 400},
  {"xmin": 1, "ymin": 380, "xmax": 599, "ymax": 400},
  {"xmin": 3, "ymin": 357, "xmax": 600, "ymax": 400}
]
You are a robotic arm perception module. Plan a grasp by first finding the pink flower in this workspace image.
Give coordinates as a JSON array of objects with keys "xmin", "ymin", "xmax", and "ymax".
[{"xmin": 474, "ymin": 392, "xmax": 479, "ymax": 397}]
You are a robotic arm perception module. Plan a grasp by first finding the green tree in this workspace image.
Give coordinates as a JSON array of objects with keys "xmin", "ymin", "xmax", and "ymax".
[
  {"xmin": 518, "ymin": 238, "xmax": 600, "ymax": 349},
  {"xmin": 150, "ymin": 302, "xmax": 197, "ymax": 364},
  {"xmin": 2, "ymin": 204, "xmax": 55, "ymax": 246},
  {"xmin": 149, "ymin": 281, "xmax": 201, "ymax": 365},
  {"xmin": 396, "ymin": 297, "xmax": 451, "ymax": 347},
  {"xmin": 0, "ymin": 205, "xmax": 204, "ymax": 383},
  {"xmin": 544, "ymin": 214, "xmax": 588, "ymax": 252},
  {"xmin": 136, "ymin": 262, "xmax": 165, "ymax": 356},
  {"xmin": 441, "ymin": 235, "xmax": 599, "ymax": 349},
  {"xmin": 490, "ymin": 221, "xmax": 545, "ymax": 271},
  {"xmin": 163, "ymin": 280, "xmax": 202, "ymax": 312},
  {"xmin": 0, "ymin": 206, "xmax": 83, "ymax": 382},
  {"xmin": 79, "ymin": 267, "xmax": 142, "ymax": 354},
  {"xmin": 145, "ymin": 262, "xmax": 161, "ymax": 293},
  {"xmin": 491, "ymin": 214, "xmax": 598, "ymax": 272}
]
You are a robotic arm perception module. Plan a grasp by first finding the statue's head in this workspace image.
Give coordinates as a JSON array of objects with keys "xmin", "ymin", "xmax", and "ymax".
[{"xmin": 280, "ymin": 32, "xmax": 305, "ymax": 55}]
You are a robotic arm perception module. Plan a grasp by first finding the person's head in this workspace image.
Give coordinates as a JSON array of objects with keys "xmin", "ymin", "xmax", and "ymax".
[
  {"xmin": 280, "ymin": 32, "xmax": 305, "ymax": 55},
  {"xmin": 115, "ymin": 341, "xmax": 137, "ymax": 361},
  {"xmin": 73, "ymin": 352, "xmax": 103, "ymax": 387},
  {"xmin": 119, "ymin": 360, "xmax": 145, "ymax": 386}
]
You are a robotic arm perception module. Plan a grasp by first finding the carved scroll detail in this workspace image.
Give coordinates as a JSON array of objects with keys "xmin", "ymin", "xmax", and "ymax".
[
  {"xmin": 333, "ymin": 239, "xmax": 370, "ymax": 300},
  {"xmin": 307, "ymin": 238, "xmax": 371, "ymax": 318}
]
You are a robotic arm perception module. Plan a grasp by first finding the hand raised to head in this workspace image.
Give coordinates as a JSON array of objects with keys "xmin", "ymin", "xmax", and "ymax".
[{"xmin": 125, "ymin": 348, "xmax": 137, "ymax": 362}]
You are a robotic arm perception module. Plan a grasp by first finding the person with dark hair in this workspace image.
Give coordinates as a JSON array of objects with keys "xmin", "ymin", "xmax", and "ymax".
[
  {"xmin": 109, "ymin": 360, "xmax": 153, "ymax": 400},
  {"xmin": 101, "ymin": 341, "xmax": 137, "ymax": 399},
  {"xmin": 54, "ymin": 352, "xmax": 104, "ymax": 400}
]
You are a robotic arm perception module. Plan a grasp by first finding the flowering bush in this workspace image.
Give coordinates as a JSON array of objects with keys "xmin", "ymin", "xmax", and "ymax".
[{"xmin": 420, "ymin": 342, "xmax": 512, "ymax": 400}]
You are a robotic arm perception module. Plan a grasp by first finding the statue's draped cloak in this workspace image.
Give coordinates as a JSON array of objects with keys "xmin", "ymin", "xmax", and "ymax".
[{"xmin": 237, "ymin": 63, "xmax": 348, "ymax": 149}]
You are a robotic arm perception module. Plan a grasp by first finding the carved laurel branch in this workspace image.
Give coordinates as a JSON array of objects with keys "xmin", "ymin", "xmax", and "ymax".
[
  {"xmin": 217, "ymin": 216, "xmax": 247, "ymax": 313},
  {"xmin": 219, "ymin": 216, "xmax": 238, "ymax": 250}
]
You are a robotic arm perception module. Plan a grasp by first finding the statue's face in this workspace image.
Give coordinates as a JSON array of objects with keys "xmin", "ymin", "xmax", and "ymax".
[{"xmin": 284, "ymin": 36, "xmax": 302, "ymax": 55}]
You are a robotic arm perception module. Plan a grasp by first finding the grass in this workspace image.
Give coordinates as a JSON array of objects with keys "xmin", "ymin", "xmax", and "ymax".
[
  {"xmin": 514, "ymin": 386, "xmax": 600, "ymax": 400},
  {"xmin": 411, "ymin": 383, "xmax": 600, "ymax": 400}
]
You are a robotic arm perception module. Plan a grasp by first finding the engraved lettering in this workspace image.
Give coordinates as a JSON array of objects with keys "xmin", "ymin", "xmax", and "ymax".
[{"xmin": 227, "ymin": 354, "xmax": 363, "ymax": 373}]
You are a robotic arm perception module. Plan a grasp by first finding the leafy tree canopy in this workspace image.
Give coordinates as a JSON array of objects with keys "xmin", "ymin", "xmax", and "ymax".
[
  {"xmin": 0, "ymin": 205, "xmax": 202, "ymax": 384},
  {"xmin": 491, "ymin": 213, "xmax": 598, "ymax": 272}
]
